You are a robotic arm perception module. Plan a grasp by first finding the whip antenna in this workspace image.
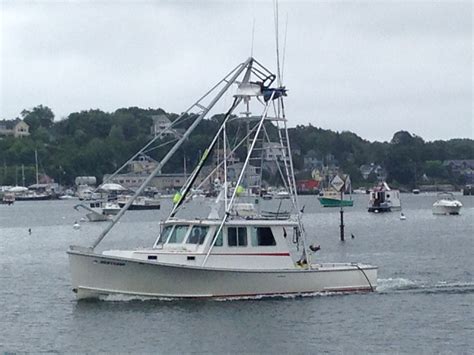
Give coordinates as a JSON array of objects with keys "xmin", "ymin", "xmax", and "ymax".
[
  {"xmin": 273, "ymin": 0, "xmax": 282, "ymax": 86},
  {"xmin": 281, "ymin": 13, "xmax": 288, "ymax": 84},
  {"xmin": 250, "ymin": 18, "xmax": 255, "ymax": 57}
]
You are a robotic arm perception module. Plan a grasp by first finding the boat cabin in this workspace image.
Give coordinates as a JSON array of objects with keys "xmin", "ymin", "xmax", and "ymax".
[
  {"xmin": 368, "ymin": 185, "xmax": 401, "ymax": 213},
  {"xmin": 104, "ymin": 219, "xmax": 301, "ymax": 269}
]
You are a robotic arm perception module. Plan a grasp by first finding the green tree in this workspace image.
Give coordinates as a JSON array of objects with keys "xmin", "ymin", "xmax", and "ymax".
[{"xmin": 21, "ymin": 105, "xmax": 54, "ymax": 131}]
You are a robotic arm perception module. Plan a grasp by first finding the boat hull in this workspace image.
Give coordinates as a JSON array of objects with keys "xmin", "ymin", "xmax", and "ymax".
[
  {"xmin": 118, "ymin": 202, "xmax": 161, "ymax": 210},
  {"xmin": 318, "ymin": 197, "xmax": 353, "ymax": 207},
  {"xmin": 67, "ymin": 249, "xmax": 377, "ymax": 300},
  {"xmin": 16, "ymin": 194, "xmax": 52, "ymax": 201},
  {"xmin": 86, "ymin": 212, "xmax": 110, "ymax": 222},
  {"xmin": 368, "ymin": 206, "xmax": 391, "ymax": 213},
  {"xmin": 432, "ymin": 205, "xmax": 461, "ymax": 215}
]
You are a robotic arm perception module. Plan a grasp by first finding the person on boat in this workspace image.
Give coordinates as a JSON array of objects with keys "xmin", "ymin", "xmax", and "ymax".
[{"xmin": 189, "ymin": 227, "xmax": 206, "ymax": 244}]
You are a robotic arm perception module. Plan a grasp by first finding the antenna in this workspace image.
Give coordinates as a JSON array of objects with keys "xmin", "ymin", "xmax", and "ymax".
[
  {"xmin": 250, "ymin": 18, "xmax": 256, "ymax": 57},
  {"xmin": 273, "ymin": 0, "xmax": 282, "ymax": 86},
  {"xmin": 281, "ymin": 13, "xmax": 288, "ymax": 84}
]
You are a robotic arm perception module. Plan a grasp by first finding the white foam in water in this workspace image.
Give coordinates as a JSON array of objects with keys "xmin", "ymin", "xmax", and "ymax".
[
  {"xmin": 376, "ymin": 278, "xmax": 418, "ymax": 292},
  {"xmin": 98, "ymin": 291, "xmax": 349, "ymax": 303},
  {"xmin": 377, "ymin": 278, "xmax": 474, "ymax": 293},
  {"xmin": 214, "ymin": 292, "xmax": 338, "ymax": 302},
  {"xmin": 98, "ymin": 294, "xmax": 174, "ymax": 302}
]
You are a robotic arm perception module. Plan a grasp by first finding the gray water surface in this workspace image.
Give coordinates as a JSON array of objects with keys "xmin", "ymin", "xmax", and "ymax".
[{"xmin": 1, "ymin": 194, "xmax": 472, "ymax": 353}]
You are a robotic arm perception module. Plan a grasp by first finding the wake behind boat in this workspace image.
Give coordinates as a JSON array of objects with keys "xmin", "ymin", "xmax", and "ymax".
[{"xmin": 67, "ymin": 57, "xmax": 377, "ymax": 300}]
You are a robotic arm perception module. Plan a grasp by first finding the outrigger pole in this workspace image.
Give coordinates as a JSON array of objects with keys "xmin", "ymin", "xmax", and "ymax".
[
  {"xmin": 92, "ymin": 62, "xmax": 248, "ymax": 193},
  {"xmin": 168, "ymin": 95, "xmax": 243, "ymax": 218},
  {"xmin": 87, "ymin": 57, "xmax": 254, "ymax": 251}
]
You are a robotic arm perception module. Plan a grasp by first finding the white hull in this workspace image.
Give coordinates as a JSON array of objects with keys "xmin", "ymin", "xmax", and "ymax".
[
  {"xmin": 68, "ymin": 250, "xmax": 377, "ymax": 299},
  {"xmin": 86, "ymin": 211, "xmax": 110, "ymax": 222},
  {"xmin": 432, "ymin": 196, "xmax": 462, "ymax": 215},
  {"xmin": 432, "ymin": 205, "xmax": 461, "ymax": 215}
]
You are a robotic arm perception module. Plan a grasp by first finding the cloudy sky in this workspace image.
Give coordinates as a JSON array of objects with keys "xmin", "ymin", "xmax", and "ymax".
[{"xmin": 1, "ymin": 0, "xmax": 472, "ymax": 142}]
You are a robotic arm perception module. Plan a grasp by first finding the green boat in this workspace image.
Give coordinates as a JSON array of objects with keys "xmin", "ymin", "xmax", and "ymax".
[
  {"xmin": 318, "ymin": 197, "xmax": 354, "ymax": 207},
  {"xmin": 317, "ymin": 189, "xmax": 354, "ymax": 207}
]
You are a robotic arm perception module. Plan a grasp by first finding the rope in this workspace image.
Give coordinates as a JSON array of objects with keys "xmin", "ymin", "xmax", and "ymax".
[{"xmin": 354, "ymin": 264, "xmax": 375, "ymax": 292}]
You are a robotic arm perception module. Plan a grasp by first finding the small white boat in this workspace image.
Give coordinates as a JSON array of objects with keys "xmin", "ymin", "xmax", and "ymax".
[
  {"xmin": 74, "ymin": 201, "xmax": 120, "ymax": 222},
  {"xmin": 432, "ymin": 193, "xmax": 462, "ymax": 215},
  {"xmin": 67, "ymin": 56, "xmax": 377, "ymax": 300},
  {"xmin": 1, "ymin": 192, "xmax": 15, "ymax": 205},
  {"xmin": 191, "ymin": 189, "xmax": 206, "ymax": 200},
  {"xmin": 274, "ymin": 190, "xmax": 290, "ymax": 199}
]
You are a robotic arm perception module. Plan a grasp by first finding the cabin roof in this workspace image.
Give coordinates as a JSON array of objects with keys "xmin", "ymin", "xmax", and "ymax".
[{"xmin": 163, "ymin": 218, "xmax": 299, "ymax": 227}]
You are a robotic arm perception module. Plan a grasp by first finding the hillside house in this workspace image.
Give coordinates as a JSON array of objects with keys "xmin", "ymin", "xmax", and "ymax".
[
  {"xmin": 150, "ymin": 114, "xmax": 181, "ymax": 138},
  {"xmin": 0, "ymin": 119, "xmax": 30, "ymax": 138},
  {"xmin": 303, "ymin": 150, "xmax": 323, "ymax": 170},
  {"xmin": 360, "ymin": 163, "xmax": 386, "ymax": 180}
]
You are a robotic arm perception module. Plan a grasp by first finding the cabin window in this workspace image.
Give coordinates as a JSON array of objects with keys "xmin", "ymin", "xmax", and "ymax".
[
  {"xmin": 251, "ymin": 227, "xmax": 276, "ymax": 246},
  {"xmin": 167, "ymin": 225, "xmax": 188, "ymax": 244},
  {"xmin": 157, "ymin": 225, "xmax": 173, "ymax": 244},
  {"xmin": 228, "ymin": 227, "xmax": 247, "ymax": 247},
  {"xmin": 187, "ymin": 226, "xmax": 209, "ymax": 244},
  {"xmin": 213, "ymin": 230, "xmax": 223, "ymax": 247}
]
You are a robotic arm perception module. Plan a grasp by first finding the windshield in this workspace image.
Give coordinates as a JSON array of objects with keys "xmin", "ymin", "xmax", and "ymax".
[
  {"xmin": 186, "ymin": 226, "xmax": 209, "ymax": 244},
  {"xmin": 156, "ymin": 225, "xmax": 173, "ymax": 245},
  {"xmin": 167, "ymin": 225, "xmax": 189, "ymax": 244}
]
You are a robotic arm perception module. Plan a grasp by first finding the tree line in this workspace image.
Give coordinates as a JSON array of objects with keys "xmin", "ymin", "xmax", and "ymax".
[{"xmin": 0, "ymin": 105, "xmax": 472, "ymax": 188}]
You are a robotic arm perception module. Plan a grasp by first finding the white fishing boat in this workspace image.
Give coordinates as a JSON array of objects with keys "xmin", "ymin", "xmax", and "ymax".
[
  {"xmin": 274, "ymin": 189, "xmax": 290, "ymax": 199},
  {"xmin": 368, "ymin": 182, "xmax": 401, "ymax": 213},
  {"xmin": 432, "ymin": 193, "xmax": 462, "ymax": 215},
  {"xmin": 67, "ymin": 57, "xmax": 377, "ymax": 300},
  {"xmin": 1, "ymin": 192, "xmax": 15, "ymax": 205},
  {"xmin": 74, "ymin": 200, "xmax": 121, "ymax": 222}
]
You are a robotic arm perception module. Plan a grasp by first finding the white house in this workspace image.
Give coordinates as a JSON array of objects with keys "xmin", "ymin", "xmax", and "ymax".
[
  {"xmin": 150, "ymin": 114, "xmax": 178, "ymax": 138},
  {"xmin": 0, "ymin": 119, "xmax": 30, "ymax": 138}
]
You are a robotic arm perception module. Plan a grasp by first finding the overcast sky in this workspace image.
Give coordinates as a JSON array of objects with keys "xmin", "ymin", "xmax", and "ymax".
[{"xmin": 1, "ymin": 0, "xmax": 472, "ymax": 142}]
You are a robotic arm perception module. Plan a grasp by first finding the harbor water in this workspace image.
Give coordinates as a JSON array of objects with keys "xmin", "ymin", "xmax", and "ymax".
[{"xmin": 0, "ymin": 193, "xmax": 472, "ymax": 353}]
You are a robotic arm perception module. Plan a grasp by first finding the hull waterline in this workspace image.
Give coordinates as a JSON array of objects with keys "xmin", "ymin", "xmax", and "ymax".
[
  {"xmin": 432, "ymin": 205, "xmax": 461, "ymax": 215},
  {"xmin": 118, "ymin": 203, "xmax": 161, "ymax": 210},
  {"xmin": 318, "ymin": 197, "xmax": 353, "ymax": 207}
]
